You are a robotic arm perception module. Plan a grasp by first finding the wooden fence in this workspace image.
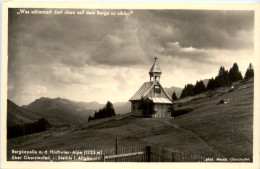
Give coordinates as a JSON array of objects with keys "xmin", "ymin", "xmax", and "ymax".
[
  {"xmin": 100, "ymin": 145, "xmax": 147, "ymax": 162},
  {"xmin": 59, "ymin": 145, "xmax": 206, "ymax": 162},
  {"xmin": 149, "ymin": 146, "xmax": 205, "ymax": 162}
]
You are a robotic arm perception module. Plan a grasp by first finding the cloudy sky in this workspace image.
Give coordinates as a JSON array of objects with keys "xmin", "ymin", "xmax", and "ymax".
[{"xmin": 8, "ymin": 9, "xmax": 254, "ymax": 106}]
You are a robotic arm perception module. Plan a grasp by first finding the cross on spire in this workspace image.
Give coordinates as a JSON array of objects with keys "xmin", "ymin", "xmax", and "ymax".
[{"xmin": 154, "ymin": 56, "xmax": 158, "ymax": 62}]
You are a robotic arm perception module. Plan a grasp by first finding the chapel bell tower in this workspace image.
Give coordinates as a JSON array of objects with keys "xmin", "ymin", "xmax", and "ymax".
[{"xmin": 149, "ymin": 57, "xmax": 162, "ymax": 82}]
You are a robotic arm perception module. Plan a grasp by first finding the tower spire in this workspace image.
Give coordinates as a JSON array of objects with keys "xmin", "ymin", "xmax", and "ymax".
[{"xmin": 149, "ymin": 56, "xmax": 162, "ymax": 82}]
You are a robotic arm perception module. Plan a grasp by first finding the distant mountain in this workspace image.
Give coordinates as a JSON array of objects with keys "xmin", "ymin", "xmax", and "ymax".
[
  {"xmin": 76, "ymin": 101, "xmax": 104, "ymax": 110},
  {"xmin": 82, "ymin": 101, "xmax": 131, "ymax": 115},
  {"xmin": 77, "ymin": 101, "xmax": 131, "ymax": 115},
  {"xmin": 23, "ymin": 97, "xmax": 95, "ymax": 126},
  {"xmin": 202, "ymin": 79, "xmax": 210, "ymax": 87},
  {"xmin": 113, "ymin": 102, "xmax": 131, "ymax": 115},
  {"xmin": 164, "ymin": 86, "xmax": 183, "ymax": 99},
  {"xmin": 7, "ymin": 99, "xmax": 43, "ymax": 127}
]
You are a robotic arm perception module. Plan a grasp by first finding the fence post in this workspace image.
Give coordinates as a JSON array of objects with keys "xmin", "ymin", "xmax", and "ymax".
[
  {"xmin": 115, "ymin": 138, "xmax": 118, "ymax": 162},
  {"xmin": 101, "ymin": 153, "xmax": 105, "ymax": 162},
  {"xmin": 115, "ymin": 138, "xmax": 118, "ymax": 155},
  {"xmin": 146, "ymin": 146, "xmax": 151, "ymax": 162},
  {"xmin": 172, "ymin": 151, "xmax": 175, "ymax": 162}
]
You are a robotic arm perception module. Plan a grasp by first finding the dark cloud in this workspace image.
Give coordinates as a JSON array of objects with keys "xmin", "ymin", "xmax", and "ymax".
[
  {"xmin": 134, "ymin": 10, "xmax": 254, "ymax": 50},
  {"xmin": 8, "ymin": 8, "xmax": 254, "ymax": 69},
  {"xmin": 7, "ymin": 8, "xmax": 254, "ymax": 105}
]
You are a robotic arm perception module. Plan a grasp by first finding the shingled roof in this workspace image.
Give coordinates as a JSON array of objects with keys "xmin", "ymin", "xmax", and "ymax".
[
  {"xmin": 129, "ymin": 81, "xmax": 155, "ymax": 101},
  {"xmin": 129, "ymin": 81, "xmax": 172, "ymax": 103}
]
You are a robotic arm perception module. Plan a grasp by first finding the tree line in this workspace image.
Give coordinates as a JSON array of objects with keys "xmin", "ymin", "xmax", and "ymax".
[
  {"xmin": 88, "ymin": 101, "xmax": 116, "ymax": 121},
  {"xmin": 172, "ymin": 63, "xmax": 254, "ymax": 100},
  {"xmin": 7, "ymin": 118, "xmax": 51, "ymax": 139}
]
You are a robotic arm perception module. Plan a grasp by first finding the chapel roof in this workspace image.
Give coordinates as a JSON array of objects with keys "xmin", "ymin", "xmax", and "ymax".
[
  {"xmin": 129, "ymin": 81, "xmax": 155, "ymax": 101},
  {"xmin": 129, "ymin": 81, "xmax": 172, "ymax": 103}
]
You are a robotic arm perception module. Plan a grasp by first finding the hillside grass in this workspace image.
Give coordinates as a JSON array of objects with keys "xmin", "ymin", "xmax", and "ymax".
[{"xmin": 7, "ymin": 79, "xmax": 253, "ymax": 160}]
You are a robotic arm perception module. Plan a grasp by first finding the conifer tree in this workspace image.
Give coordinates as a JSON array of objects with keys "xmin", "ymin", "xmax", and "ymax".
[
  {"xmin": 90, "ymin": 101, "xmax": 116, "ymax": 120},
  {"xmin": 180, "ymin": 85, "xmax": 187, "ymax": 98},
  {"xmin": 244, "ymin": 63, "xmax": 254, "ymax": 79},
  {"xmin": 186, "ymin": 84, "xmax": 194, "ymax": 96},
  {"xmin": 138, "ymin": 97, "xmax": 155, "ymax": 117},
  {"xmin": 172, "ymin": 91, "xmax": 178, "ymax": 101},
  {"xmin": 180, "ymin": 84, "xmax": 194, "ymax": 98},
  {"xmin": 194, "ymin": 81, "xmax": 199, "ymax": 95},
  {"xmin": 194, "ymin": 80, "xmax": 206, "ymax": 94},
  {"xmin": 105, "ymin": 101, "xmax": 116, "ymax": 117},
  {"xmin": 206, "ymin": 78, "xmax": 216, "ymax": 90},
  {"xmin": 215, "ymin": 66, "xmax": 229, "ymax": 87},
  {"xmin": 229, "ymin": 63, "xmax": 243, "ymax": 83}
]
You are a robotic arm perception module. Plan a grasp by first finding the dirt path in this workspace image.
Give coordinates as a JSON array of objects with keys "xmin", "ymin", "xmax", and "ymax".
[
  {"xmin": 163, "ymin": 119, "xmax": 179, "ymax": 128},
  {"xmin": 161, "ymin": 119, "xmax": 224, "ymax": 157}
]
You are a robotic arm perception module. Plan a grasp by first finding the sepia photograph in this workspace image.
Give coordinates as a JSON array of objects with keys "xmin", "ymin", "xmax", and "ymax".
[{"xmin": 1, "ymin": 1, "xmax": 260, "ymax": 169}]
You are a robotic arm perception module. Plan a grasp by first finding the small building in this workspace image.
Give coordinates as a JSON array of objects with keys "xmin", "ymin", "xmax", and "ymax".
[{"xmin": 129, "ymin": 57, "xmax": 173, "ymax": 118}]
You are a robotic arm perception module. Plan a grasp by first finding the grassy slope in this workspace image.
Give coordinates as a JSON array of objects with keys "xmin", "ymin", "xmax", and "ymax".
[
  {"xmin": 7, "ymin": 79, "xmax": 253, "ymax": 159},
  {"xmin": 172, "ymin": 79, "xmax": 253, "ymax": 158}
]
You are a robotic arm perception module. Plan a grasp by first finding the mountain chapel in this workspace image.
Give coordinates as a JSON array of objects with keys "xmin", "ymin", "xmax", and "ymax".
[{"xmin": 129, "ymin": 57, "xmax": 173, "ymax": 118}]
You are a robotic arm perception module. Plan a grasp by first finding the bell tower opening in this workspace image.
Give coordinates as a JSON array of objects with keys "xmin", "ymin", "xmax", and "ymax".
[{"xmin": 149, "ymin": 56, "xmax": 162, "ymax": 82}]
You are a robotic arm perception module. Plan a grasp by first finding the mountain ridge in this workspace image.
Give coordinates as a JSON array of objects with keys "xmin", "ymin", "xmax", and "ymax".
[
  {"xmin": 164, "ymin": 86, "xmax": 183, "ymax": 98},
  {"xmin": 9, "ymin": 85, "xmax": 183, "ymax": 127},
  {"xmin": 23, "ymin": 97, "xmax": 95, "ymax": 126},
  {"xmin": 19, "ymin": 97, "xmax": 132, "ymax": 125},
  {"xmin": 7, "ymin": 99, "xmax": 44, "ymax": 127}
]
